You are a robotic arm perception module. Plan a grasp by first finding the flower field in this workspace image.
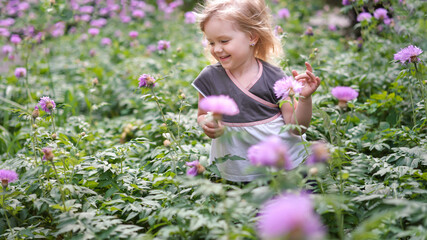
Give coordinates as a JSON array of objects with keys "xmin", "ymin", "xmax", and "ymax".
[{"xmin": 0, "ymin": 0, "xmax": 426, "ymax": 239}]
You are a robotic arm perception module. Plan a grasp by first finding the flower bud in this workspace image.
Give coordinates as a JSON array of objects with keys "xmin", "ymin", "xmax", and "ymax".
[
  {"xmin": 1, "ymin": 179, "xmax": 8, "ymax": 188},
  {"xmin": 32, "ymin": 107, "xmax": 39, "ymax": 119},
  {"xmin": 309, "ymin": 167, "xmax": 318, "ymax": 176},
  {"xmin": 51, "ymin": 133, "xmax": 57, "ymax": 140},
  {"xmin": 80, "ymin": 132, "xmax": 86, "ymax": 137},
  {"xmin": 196, "ymin": 163, "xmax": 205, "ymax": 174},
  {"xmin": 92, "ymin": 78, "xmax": 99, "ymax": 86},
  {"xmin": 163, "ymin": 139, "xmax": 171, "ymax": 147},
  {"xmin": 46, "ymin": 102, "xmax": 54, "ymax": 110},
  {"xmin": 42, "ymin": 148, "xmax": 54, "ymax": 161},
  {"xmin": 180, "ymin": 93, "xmax": 186, "ymax": 99}
]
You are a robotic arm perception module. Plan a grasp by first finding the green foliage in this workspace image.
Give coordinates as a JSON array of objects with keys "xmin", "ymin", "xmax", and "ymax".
[{"xmin": 0, "ymin": 0, "xmax": 426, "ymax": 239}]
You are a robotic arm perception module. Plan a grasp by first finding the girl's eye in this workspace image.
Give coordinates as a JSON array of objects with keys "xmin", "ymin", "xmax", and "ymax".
[
  {"xmin": 221, "ymin": 40, "xmax": 229, "ymax": 43},
  {"xmin": 209, "ymin": 42, "xmax": 214, "ymax": 46}
]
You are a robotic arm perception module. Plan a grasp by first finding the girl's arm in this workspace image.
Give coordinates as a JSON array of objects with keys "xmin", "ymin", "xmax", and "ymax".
[
  {"xmin": 197, "ymin": 93, "xmax": 225, "ymax": 139},
  {"xmin": 281, "ymin": 96, "xmax": 312, "ymax": 135},
  {"xmin": 282, "ymin": 62, "xmax": 320, "ymax": 135}
]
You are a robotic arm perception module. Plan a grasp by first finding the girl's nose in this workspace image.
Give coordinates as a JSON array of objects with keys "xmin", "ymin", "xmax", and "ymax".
[{"xmin": 214, "ymin": 44, "xmax": 222, "ymax": 53}]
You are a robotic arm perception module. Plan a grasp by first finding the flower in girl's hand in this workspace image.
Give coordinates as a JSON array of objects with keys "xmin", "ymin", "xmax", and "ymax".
[
  {"xmin": 257, "ymin": 193, "xmax": 325, "ymax": 240},
  {"xmin": 186, "ymin": 160, "xmax": 205, "ymax": 177},
  {"xmin": 199, "ymin": 95, "xmax": 239, "ymax": 121},
  {"xmin": 331, "ymin": 86, "xmax": 358, "ymax": 109},
  {"xmin": 274, "ymin": 76, "xmax": 303, "ymax": 100},
  {"xmin": 247, "ymin": 135, "xmax": 291, "ymax": 170}
]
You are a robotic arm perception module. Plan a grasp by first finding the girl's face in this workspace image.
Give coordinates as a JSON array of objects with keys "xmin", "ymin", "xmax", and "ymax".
[{"xmin": 204, "ymin": 16, "xmax": 256, "ymax": 73}]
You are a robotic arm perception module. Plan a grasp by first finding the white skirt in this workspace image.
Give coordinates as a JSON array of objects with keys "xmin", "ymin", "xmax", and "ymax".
[{"xmin": 210, "ymin": 116, "xmax": 307, "ymax": 182}]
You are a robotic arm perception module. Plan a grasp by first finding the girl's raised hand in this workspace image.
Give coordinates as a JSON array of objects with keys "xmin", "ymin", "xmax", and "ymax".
[
  {"xmin": 292, "ymin": 62, "xmax": 321, "ymax": 98},
  {"xmin": 201, "ymin": 118, "xmax": 225, "ymax": 139}
]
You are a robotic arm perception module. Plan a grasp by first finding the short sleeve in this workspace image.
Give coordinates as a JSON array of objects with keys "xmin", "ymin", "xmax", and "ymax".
[{"xmin": 192, "ymin": 66, "xmax": 213, "ymax": 97}]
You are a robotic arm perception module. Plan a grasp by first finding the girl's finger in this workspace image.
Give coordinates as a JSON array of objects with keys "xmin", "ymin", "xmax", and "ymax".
[
  {"xmin": 306, "ymin": 71, "xmax": 316, "ymax": 81},
  {"xmin": 305, "ymin": 62, "xmax": 313, "ymax": 72},
  {"xmin": 292, "ymin": 70, "xmax": 298, "ymax": 78},
  {"xmin": 295, "ymin": 73, "xmax": 309, "ymax": 80}
]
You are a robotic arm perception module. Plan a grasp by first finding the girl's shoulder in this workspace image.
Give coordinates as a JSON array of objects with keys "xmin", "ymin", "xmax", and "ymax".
[{"xmin": 260, "ymin": 59, "xmax": 286, "ymax": 80}]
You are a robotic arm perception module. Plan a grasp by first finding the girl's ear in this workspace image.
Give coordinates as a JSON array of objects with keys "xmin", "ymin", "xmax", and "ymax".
[{"xmin": 249, "ymin": 32, "xmax": 260, "ymax": 45}]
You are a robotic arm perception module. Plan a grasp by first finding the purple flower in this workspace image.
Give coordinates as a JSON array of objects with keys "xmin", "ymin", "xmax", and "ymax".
[
  {"xmin": 10, "ymin": 34, "xmax": 21, "ymax": 44},
  {"xmin": 157, "ymin": 40, "xmax": 170, "ymax": 51},
  {"xmin": 247, "ymin": 135, "xmax": 291, "ymax": 169},
  {"xmin": 2, "ymin": 45, "xmax": 13, "ymax": 55},
  {"xmin": 374, "ymin": 8, "xmax": 388, "ymax": 20},
  {"xmin": 357, "ymin": 12, "xmax": 372, "ymax": 22},
  {"xmin": 80, "ymin": 14, "xmax": 91, "ymax": 22},
  {"xmin": 138, "ymin": 74, "xmax": 156, "ymax": 88},
  {"xmin": 0, "ymin": 28, "xmax": 10, "ymax": 37},
  {"xmin": 0, "ymin": 169, "xmax": 18, "ymax": 188},
  {"xmin": 199, "ymin": 95, "xmax": 239, "ymax": 117},
  {"xmin": 38, "ymin": 96, "xmax": 56, "ymax": 113},
  {"xmin": 278, "ymin": 8, "xmax": 290, "ymax": 19},
  {"xmin": 88, "ymin": 28, "xmax": 100, "ymax": 36},
  {"xmin": 132, "ymin": 9, "xmax": 145, "ymax": 18},
  {"xmin": 42, "ymin": 148, "xmax": 54, "ymax": 161},
  {"xmin": 305, "ymin": 26, "xmax": 314, "ymax": 36},
  {"xmin": 184, "ymin": 12, "xmax": 196, "ymax": 24},
  {"xmin": 184, "ymin": 11, "xmax": 196, "ymax": 24},
  {"xmin": 90, "ymin": 18, "xmax": 108, "ymax": 28},
  {"xmin": 274, "ymin": 76, "xmax": 303, "ymax": 100},
  {"xmin": 328, "ymin": 24, "xmax": 337, "ymax": 31},
  {"xmin": 257, "ymin": 193, "xmax": 325, "ymax": 239},
  {"xmin": 0, "ymin": 18, "xmax": 15, "ymax": 27},
  {"xmin": 14, "ymin": 67, "xmax": 26, "ymax": 78},
  {"xmin": 331, "ymin": 86, "xmax": 358, "ymax": 108},
  {"xmin": 129, "ymin": 31, "xmax": 138, "ymax": 38},
  {"xmin": 101, "ymin": 37, "xmax": 111, "ymax": 46},
  {"xmin": 185, "ymin": 160, "xmax": 205, "ymax": 177},
  {"xmin": 121, "ymin": 15, "xmax": 132, "ymax": 23},
  {"xmin": 394, "ymin": 45, "xmax": 423, "ymax": 64},
  {"xmin": 274, "ymin": 25, "xmax": 284, "ymax": 36},
  {"xmin": 342, "ymin": 0, "xmax": 351, "ymax": 5},
  {"xmin": 306, "ymin": 142, "xmax": 330, "ymax": 165},
  {"xmin": 80, "ymin": 5, "xmax": 94, "ymax": 14}
]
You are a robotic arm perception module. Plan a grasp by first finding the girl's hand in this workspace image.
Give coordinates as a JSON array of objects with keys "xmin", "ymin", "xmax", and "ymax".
[
  {"xmin": 292, "ymin": 62, "xmax": 321, "ymax": 98},
  {"xmin": 200, "ymin": 117, "xmax": 225, "ymax": 139}
]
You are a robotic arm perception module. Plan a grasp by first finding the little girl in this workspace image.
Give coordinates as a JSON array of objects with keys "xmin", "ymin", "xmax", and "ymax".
[{"xmin": 193, "ymin": 0, "xmax": 321, "ymax": 182}]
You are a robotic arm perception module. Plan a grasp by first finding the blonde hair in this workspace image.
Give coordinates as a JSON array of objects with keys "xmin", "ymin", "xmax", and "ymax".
[{"xmin": 197, "ymin": 0, "xmax": 282, "ymax": 62}]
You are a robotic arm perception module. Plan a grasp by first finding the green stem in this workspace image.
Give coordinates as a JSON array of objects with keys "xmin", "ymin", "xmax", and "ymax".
[
  {"xmin": 407, "ymin": 84, "xmax": 416, "ymax": 126},
  {"xmin": 336, "ymin": 110, "xmax": 345, "ymax": 240},
  {"xmin": 24, "ymin": 45, "xmax": 33, "ymax": 104},
  {"xmin": 50, "ymin": 161, "xmax": 67, "ymax": 212},
  {"xmin": 31, "ymin": 119, "xmax": 39, "ymax": 166},
  {"xmin": 150, "ymin": 88, "xmax": 182, "ymax": 174},
  {"xmin": 2, "ymin": 186, "xmax": 14, "ymax": 235},
  {"xmin": 51, "ymin": 110, "xmax": 56, "ymax": 133},
  {"xmin": 413, "ymin": 63, "xmax": 427, "ymax": 122}
]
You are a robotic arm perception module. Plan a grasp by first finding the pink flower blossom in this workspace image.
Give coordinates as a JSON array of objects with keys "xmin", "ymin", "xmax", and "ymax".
[
  {"xmin": 331, "ymin": 86, "xmax": 358, "ymax": 101},
  {"xmin": 0, "ymin": 169, "xmax": 18, "ymax": 188},
  {"xmin": 88, "ymin": 28, "xmax": 100, "ymax": 36},
  {"xmin": 157, "ymin": 40, "xmax": 170, "ymax": 51},
  {"xmin": 0, "ymin": 18, "xmax": 15, "ymax": 27},
  {"xmin": 247, "ymin": 135, "xmax": 291, "ymax": 169},
  {"xmin": 278, "ymin": 8, "xmax": 290, "ymax": 19},
  {"xmin": 257, "ymin": 193, "xmax": 325, "ymax": 239},
  {"xmin": 101, "ymin": 37, "xmax": 111, "ymax": 46},
  {"xmin": 42, "ymin": 148, "xmax": 54, "ymax": 161},
  {"xmin": 199, "ymin": 95, "xmax": 239, "ymax": 116},
  {"xmin": 14, "ymin": 67, "xmax": 26, "ymax": 78},
  {"xmin": 374, "ymin": 8, "xmax": 388, "ymax": 20},
  {"xmin": 274, "ymin": 76, "xmax": 303, "ymax": 100},
  {"xmin": 132, "ymin": 9, "xmax": 145, "ymax": 18},
  {"xmin": 0, "ymin": 28, "xmax": 10, "ymax": 37},
  {"xmin": 129, "ymin": 31, "xmax": 138, "ymax": 38},
  {"xmin": 2, "ymin": 45, "xmax": 13, "ymax": 55},
  {"xmin": 394, "ymin": 45, "xmax": 423, "ymax": 64},
  {"xmin": 185, "ymin": 160, "xmax": 205, "ymax": 177},
  {"xmin": 184, "ymin": 11, "xmax": 196, "ymax": 24},
  {"xmin": 10, "ymin": 34, "xmax": 21, "ymax": 44},
  {"xmin": 357, "ymin": 12, "xmax": 372, "ymax": 22},
  {"xmin": 38, "ymin": 96, "xmax": 56, "ymax": 113},
  {"xmin": 138, "ymin": 74, "xmax": 156, "ymax": 87}
]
